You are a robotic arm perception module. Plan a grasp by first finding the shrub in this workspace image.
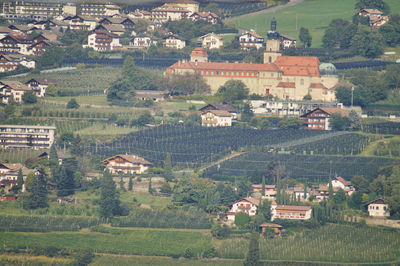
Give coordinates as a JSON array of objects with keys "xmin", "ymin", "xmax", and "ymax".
[
  {"xmin": 183, "ymin": 248, "xmax": 193, "ymax": 258},
  {"xmin": 235, "ymin": 212, "xmax": 250, "ymax": 228}
]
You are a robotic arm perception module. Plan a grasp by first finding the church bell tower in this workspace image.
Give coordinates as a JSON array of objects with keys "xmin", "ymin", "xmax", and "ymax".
[{"xmin": 264, "ymin": 17, "xmax": 282, "ymax": 64}]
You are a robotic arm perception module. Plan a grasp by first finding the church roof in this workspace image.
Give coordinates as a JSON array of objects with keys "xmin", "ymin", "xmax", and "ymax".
[
  {"xmin": 167, "ymin": 61, "xmax": 281, "ymax": 73},
  {"xmin": 275, "ymin": 56, "xmax": 320, "ymax": 77}
]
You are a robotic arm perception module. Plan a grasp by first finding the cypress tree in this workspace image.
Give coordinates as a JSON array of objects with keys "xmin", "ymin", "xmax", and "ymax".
[
  {"xmin": 119, "ymin": 175, "xmax": 125, "ymax": 191},
  {"xmin": 56, "ymin": 166, "xmax": 75, "ymax": 196},
  {"xmin": 244, "ymin": 233, "xmax": 260, "ymax": 266},
  {"xmin": 148, "ymin": 177, "xmax": 153, "ymax": 194},
  {"xmin": 328, "ymin": 161, "xmax": 333, "ymax": 200},
  {"xmin": 261, "ymin": 175, "xmax": 265, "ymax": 197},
  {"xmin": 164, "ymin": 153, "xmax": 173, "ymax": 181},
  {"xmin": 128, "ymin": 175, "xmax": 133, "ymax": 191},
  {"xmin": 17, "ymin": 169, "xmax": 23, "ymax": 191},
  {"xmin": 49, "ymin": 143, "xmax": 58, "ymax": 161},
  {"xmin": 100, "ymin": 171, "xmax": 121, "ymax": 218},
  {"xmin": 28, "ymin": 172, "xmax": 48, "ymax": 209}
]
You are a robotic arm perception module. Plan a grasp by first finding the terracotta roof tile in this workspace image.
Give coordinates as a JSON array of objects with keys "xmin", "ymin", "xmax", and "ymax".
[
  {"xmin": 167, "ymin": 61, "xmax": 280, "ymax": 73},
  {"xmin": 277, "ymin": 82, "xmax": 295, "ymax": 88},
  {"xmin": 309, "ymin": 83, "xmax": 326, "ymax": 89}
]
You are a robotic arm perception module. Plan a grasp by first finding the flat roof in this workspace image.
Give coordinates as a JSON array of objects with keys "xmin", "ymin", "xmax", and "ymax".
[{"xmin": 0, "ymin": 125, "xmax": 56, "ymax": 130}]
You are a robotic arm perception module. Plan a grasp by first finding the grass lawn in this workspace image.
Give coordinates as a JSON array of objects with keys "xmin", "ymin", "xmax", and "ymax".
[
  {"xmin": 44, "ymin": 96, "xmax": 109, "ymax": 106},
  {"xmin": 0, "ymin": 254, "xmax": 72, "ymax": 265},
  {"xmin": 0, "ymin": 229, "xmax": 212, "ymax": 257},
  {"xmin": 75, "ymin": 123, "xmax": 138, "ymax": 136},
  {"xmin": 233, "ymin": 0, "xmax": 400, "ymax": 48},
  {"xmin": 221, "ymin": 34, "xmax": 236, "ymax": 46},
  {"xmin": 120, "ymin": 191, "xmax": 172, "ymax": 209},
  {"xmin": 92, "ymin": 255, "xmax": 242, "ymax": 266},
  {"xmin": 160, "ymin": 101, "xmax": 206, "ymax": 111}
]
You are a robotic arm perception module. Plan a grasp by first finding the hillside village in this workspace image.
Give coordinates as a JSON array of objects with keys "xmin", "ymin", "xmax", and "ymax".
[{"xmin": 0, "ymin": 0, "xmax": 400, "ymax": 265}]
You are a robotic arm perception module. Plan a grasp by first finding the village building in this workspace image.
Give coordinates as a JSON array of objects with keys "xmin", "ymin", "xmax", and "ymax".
[
  {"xmin": 314, "ymin": 184, "xmax": 329, "ymax": 201},
  {"xmin": 0, "ymin": 124, "xmax": 56, "ymax": 149},
  {"xmin": 80, "ymin": 2, "xmax": 120, "ymax": 18},
  {"xmin": 0, "ymin": 80, "xmax": 31, "ymax": 103},
  {"xmin": 189, "ymin": 11, "xmax": 219, "ymax": 24},
  {"xmin": 103, "ymin": 154, "xmax": 152, "ymax": 174},
  {"xmin": 331, "ymin": 176, "xmax": 355, "ymax": 196},
  {"xmin": 250, "ymin": 100, "xmax": 343, "ymax": 116},
  {"xmin": 226, "ymin": 197, "xmax": 259, "ymax": 221},
  {"xmin": 199, "ymin": 33, "xmax": 224, "ymax": 50},
  {"xmin": 25, "ymin": 78, "xmax": 57, "ymax": 97},
  {"xmin": 238, "ymin": 30, "xmax": 265, "ymax": 50},
  {"xmin": 367, "ymin": 198, "xmax": 390, "ymax": 217},
  {"xmin": 170, "ymin": 0, "xmax": 199, "ymax": 14},
  {"xmin": 0, "ymin": 162, "xmax": 37, "ymax": 181},
  {"xmin": 301, "ymin": 107, "xmax": 349, "ymax": 130},
  {"xmin": 357, "ymin": 9, "xmax": 389, "ymax": 28},
  {"xmin": 259, "ymin": 223, "xmax": 283, "ymax": 237},
  {"xmin": 0, "ymin": 35, "xmax": 32, "ymax": 55},
  {"xmin": 135, "ymin": 90, "xmax": 169, "ymax": 102},
  {"xmin": 0, "ymin": 53, "xmax": 35, "ymax": 72},
  {"xmin": 252, "ymin": 184, "xmax": 277, "ymax": 200},
  {"xmin": 130, "ymin": 33, "xmax": 158, "ymax": 48},
  {"xmin": 85, "ymin": 29, "xmax": 121, "ymax": 51},
  {"xmin": 94, "ymin": 24, "xmax": 125, "ymax": 36},
  {"xmin": 199, "ymin": 103, "xmax": 238, "ymax": 120},
  {"xmin": 63, "ymin": 15, "xmax": 98, "ymax": 31},
  {"xmin": 98, "ymin": 17, "xmax": 135, "ymax": 31},
  {"xmin": 166, "ymin": 19, "xmax": 338, "ymax": 101},
  {"xmin": 271, "ymin": 202, "xmax": 312, "ymax": 221},
  {"xmin": 163, "ymin": 33, "xmax": 187, "ymax": 49},
  {"xmin": 201, "ymin": 109, "xmax": 233, "ymax": 127},
  {"xmin": 28, "ymin": 39, "xmax": 64, "ymax": 56},
  {"xmin": 151, "ymin": 4, "xmax": 190, "ymax": 22},
  {"xmin": 280, "ymin": 34, "xmax": 296, "ymax": 48}
]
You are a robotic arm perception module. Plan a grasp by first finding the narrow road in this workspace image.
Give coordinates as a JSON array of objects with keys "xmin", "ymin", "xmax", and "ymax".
[{"xmin": 224, "ymin": 0, "xmax": 305, "ymax": 22}]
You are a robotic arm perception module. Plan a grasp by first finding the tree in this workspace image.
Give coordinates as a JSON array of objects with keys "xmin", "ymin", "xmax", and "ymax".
[
  {"xmin": 351, "ymin": 25, "xmax": 384, "ymax": 58},
  {"xmin": 49, "ymin": 143, "xmax": 58, "ymax": 161},
  {"xmin": 278, "ymin": 117, "xmax": 303, "ymax": 129},
  {"xmin": 258, "ymin": 199, "xmax": 271, "ymax": 221},
  {"xmin": 241, "ymin": 103, "xmax": 254, "ymax": 122},
  {"xmin": 36, "ymin": 46, "xmax": 64, "ymax": 69},
  {"xmin": 330, "ymin": 113, "xmax": 350, "ymax": 131},
  {"xmin": 128, "ymin": 175, "xmax": 133, "ymax": 191},
  {"xmin": 135, "ymin": 111, "xmax": 154, "ymax": 127},
  {"xmin": 333, "ymin": 188, "xmax": 346, "ymax": 204},
  {"xmin": 134, "ymin": 19, "xmax": 149, "ymax": 34},
  {"xmin": 27, "ymin": 172, "xmax": 48, "ymax": 209},
  {"xmin": 100, "ymin": 171, "xmax": 122, "ymax": 218},
  {"xmin": 122, "ymin": 56, "xmax": 158, "ymax": 91},
  {"xmin": 355, "ymin": 0, "xmax": 390, "ymax": 14},
  {"xmin": 56, "ymin": 166, "xmax": 75, "ymax": 197},
  {"xmin": 71, "ymin": 134, "xmax": 84, "ymax": 157},
  {"xmin": 348, "ymin": 110, "xmax": 361, "ymax": 131},
  {"xmin": 119, "ymin": 175, "xmax": 125, "ymax": 191},
  {"xmin": 244, "ymin": 233, "xmax": 260, "ymax": 266},
  {"xmin": 261, "ymin": 176, "xmax": 265, "ymax": 197},
  {"xmin": 46, "ymin": 83, "xmax": 57, "ymax": 97},
  {"xmin": 66, "ymin": 98, "xmax": 80, "ymax": 109},
  {"xmin": 216, "ymin": 80, "xmax": 249, "ymax": 104},
  {"xmin": 17, "ymin": 168, "xmax": 24, "ymax": 192},
  {"xmin": 107, "ymin": 78, "xmax": 136, "ymax": 105},
  {"xmin": 22, "ymin": 91, "xmax": 37, "ymax": 104},
  {"xmin": 322, "ymin": 19, "xmax": 352, "ymax": 48},
  {"xmin": 382, "ymin": 64, "xmax": 400, "ymax": 90},
  {"xmin": 299, "ymin": 27, "xmax": 312, "ymax": 47},
  {"xmin": 335, "ymin": 86, "xmax": 370, "ymax": 107},
  {"xmin": 24, "ymin": 172, "xmax": 36, "ymax": 191},
  {"xmin": 164, "ymin": 153, "xmax": 173, "ymax": 181},
  {"xmin": 162, "ymin": 73, "xmax": 210, "ymax": 95},
  {"xmin": 148, "ymin": 177, "xmax": 153, "ymax": 194},
  {"xmin": 235, "ymin": 212, "xmax": 250, "ymax": 228}
]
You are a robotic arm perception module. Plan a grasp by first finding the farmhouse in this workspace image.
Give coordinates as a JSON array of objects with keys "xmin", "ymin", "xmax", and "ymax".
[
  {"xmin": 201, "ymin": 109, "xmax": 233, "ymax": 127},
  {"xmin": 0, "ymin": 81, "xmax": 31, "ymax": 103},
  {"xmin": 189, "ymin": 11, "xmax": 219, "ymax": 24},
  {"xmin": 163, "ymin": 33, "xmax": 186, "ymax": 49},
  {"xmin": 280, "ymin": 34, "xmax": 296, "ymax": 48},
  {"xmin": 301, "ymin": 107, "xmax": 349, "ymax": 130},
  {"xmin": 331, "ymin": 176, "xmax": 355, "ymax": 196},
  {"xmin": 0, "ymin": 53, "xmax": 35, "ymax": 72},
  {"xmin": 199, "ymin": 33, "xmax": 224, "ymax": 50},
  {"xmin": 357, "ymin": 9, "xmax": 389, "ymax": 28},
  {"xmin": 103, "ymin": 154, "xmax": 152, "ymax": 174},
  {"xmin": 226, "ymin": 197, "xmax": 259, "ymax": 221},
  {"xmin": 199, "ymin": 103, "xmax": 238, "ymax": 120},
  {"xmin": 135, "ymin": 90, "xmax": 169, "ymax": 102},
  {"xmin": 271, "ymin": 202, "xmax": 312, "ymax": 221},
  {"xmin": 367, "ymin": 198, "xmax": 389, "ymax": 217},
  {"xmin": 238, "ymin": 30, "xmax": 265, "ymax": 50},
  {"xmin": 252, "ymin": 184, "xmax": 277, "ymax": 200},
  {"xmin": 85, "ymin": 29, "xmax": 121, "ymax": 51},
  {"xmin": 0, "ymin": 162, "xmax": 37, "ymax": 181},
  {"xmin": 166, "ymin": 20, "xmax": 338, "ymax": 101},
  {"xmin": 130, "ymin": 33, "xmax": 158, "ymax": 48},
  {"xmin": 151, "ymin": 4, "xmax": 190, "ymax": 22},
  {"xmin": 25, "ymin": 78, "xmax": 57, "ymax": 97}
]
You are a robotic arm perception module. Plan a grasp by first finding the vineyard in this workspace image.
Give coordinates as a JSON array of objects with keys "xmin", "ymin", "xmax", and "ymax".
[
  {"xmin": 290, "ymin": 133, "xmax": 369, "ymax": 155},
  {"xmin": 363, "ymin": 122, "xmax": 400, "ymax": 135},
  {"xmin": 85, "ymin": 125, "xmax": 331, "ymax": 168},
  {"xmin": 203, "ymin": 152, "xmax": 399, "ymax": 181},
  {"xmin": 0, "ymin": 215, "xmax": 104, "ymax": 232},
  {"xmin": 217, "ymin": 224, "xmax": 400, "ymax": 263}
]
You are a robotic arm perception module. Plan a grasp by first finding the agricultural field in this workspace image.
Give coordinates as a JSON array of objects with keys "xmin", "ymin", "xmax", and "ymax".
[
  {"xmin": 363, "ymin": 122, "xmax": 400, "ymax": 135},
  {"xmin": 0, "ymin": 149, "xmax": 44, "ymax": 163},
  {"xmin": 217, "ymin": 224, "xmax": 400, "ymax": 264},
  {"xmin": 233, "ymin": 0, "xmax": 400, "ymax": 48},
  {"xmin": 0, "ymin": 228, "xmax": 212, "ymax": 257},
  {"xmin": 203, "ymin": 152, "xmax": 399, "ymax": 181},
  {"xmin": 86, "ymin": 125, "xmax": 331, "ymax": 168}
]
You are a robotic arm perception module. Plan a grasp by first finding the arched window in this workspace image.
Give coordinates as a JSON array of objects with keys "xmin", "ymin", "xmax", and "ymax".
[{"xmin": 269, "ymin": 56, "xmax": 272, "ymax": 63}]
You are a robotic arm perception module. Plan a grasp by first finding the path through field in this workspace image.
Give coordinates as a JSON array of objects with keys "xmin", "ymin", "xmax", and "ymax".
[{"xmin": 224, "ymin": 0, "xmax": 304, "ymax": 22}]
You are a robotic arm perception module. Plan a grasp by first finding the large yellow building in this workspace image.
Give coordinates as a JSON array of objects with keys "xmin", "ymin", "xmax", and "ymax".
[{"xmin": 166, "ymin": 19, "xmax": 338, "ymax": 102}]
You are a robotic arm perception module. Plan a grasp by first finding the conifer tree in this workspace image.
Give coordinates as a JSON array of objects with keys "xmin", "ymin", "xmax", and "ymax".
[
  {"xmin": 276, "ymin": 167, "xmax": 281, "ymax": 204},
  {"xmin": 119, "ymin": 175, "xmax": 125, "ymax": 191},
  {"xmin": 100, "ymin": 171, "xmax": 121, "ymax": 218},
  {"xmin": 148, "ymin": 177, "xmax": 153, "ymax": 194},
  {"xmin": 56, "ymin": 166, "xmax": 75, "ymax": 196},
  {"xmin": 17, "ymin": 168, "xmax": 23, "ymax": 191},
  {"xmin": 128, "ymin": 175, "xmax": 133, "ymax": 191},
  {"xmin": 261, "ymin": 175, "xmax": 265, "ymax": 197},
  {"xmin": 164, "ymin": 153, "xmax": 173, "ymax": 181},
  {"xmin": 28, "ymin": 172, "xmax": 48, "ymax": 209}
]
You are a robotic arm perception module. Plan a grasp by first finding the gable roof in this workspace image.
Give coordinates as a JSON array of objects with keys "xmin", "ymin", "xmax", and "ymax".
[
  {"xmin": 334, "ymin": 176, "xmax": 348, "ymax": 186},
  {"xmin": 274, "ymin": 56, "xmax": 320, "ymax": 77},
  {"xmin": 26, "ymin": 78, "xmax": 58, "ymax": 86},
  {"xmin": 231, "ymin": 197, "xmax": 259, "ymax": 206},
  {"xmin": 276, "ymin": 205, "xmax": 312, "ymax": 211},
  {"xmin": 103, "ymin": 154, "xmax": 152, "ymax": 165},
  {"xmin": 301, "ymin": 107, "xmax": 349, "ymax": 118},
  {"xmin": 367, "ymin": 198, "xmax": 386, "ymax": 205},
  {"xmin": 309, "ymin": 83, "xmax": 327, "ymax": 89},
  {"xmin": 199, "ymin": 32, "xmax": 223, "ymax": 40},
  {"xmin": 164, "ymin": 33, "xmax": 186, "ymax": 41},
  {"xmin": 199, "ymin": 103, "xmax": 238, "ymax": 113},
  {"xmin": 360, "ymin": 8, "xmax": 383, "ymax": 15},
  {"xmin": 1, "ymin": 81, "xmax": 31, "ymax": 91},
  {"xmin": 207, "ymin": 109, "xmax": 233, "ymax": 117}
]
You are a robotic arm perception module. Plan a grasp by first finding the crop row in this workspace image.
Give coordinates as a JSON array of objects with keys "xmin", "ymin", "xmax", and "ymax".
[
  {"xmin": 363, "ymin": 122, "xmax": 400, "ymax": 135},
  {"xmin": 203, "ymin": 152, "xmax": 399, "ymax": 181},
  {"xmin": 86, "ymin": 125, "xmax": 330, "ymax": 167}
]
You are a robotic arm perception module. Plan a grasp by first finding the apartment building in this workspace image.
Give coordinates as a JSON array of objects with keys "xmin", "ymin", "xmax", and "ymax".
[{"xmin": 0, "ymin": 124, "xmax": 56, "ymax": 149}]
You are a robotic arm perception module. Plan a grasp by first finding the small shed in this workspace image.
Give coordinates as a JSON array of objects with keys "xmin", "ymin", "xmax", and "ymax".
[{"xmin": 259, "ymin": 223, "xmax": 283, "ymax": 237}]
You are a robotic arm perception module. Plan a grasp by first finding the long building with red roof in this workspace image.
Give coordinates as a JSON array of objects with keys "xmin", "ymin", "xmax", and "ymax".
[{"xmin": 166, "ymin": 19, "xmax": 339, "ymax": 102}]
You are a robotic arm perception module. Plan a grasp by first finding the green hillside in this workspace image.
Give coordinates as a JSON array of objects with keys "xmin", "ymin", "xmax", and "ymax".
[{"xmin": 234, "ymin": 0, "xmax": 400, "ymax": 48}]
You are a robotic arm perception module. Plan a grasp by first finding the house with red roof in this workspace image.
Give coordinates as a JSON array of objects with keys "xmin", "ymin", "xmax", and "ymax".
[
  {"xmin": 331, "ymin": 176, "xmax": 355, "ymax": 196},
  {"xmin": 103, "ymin": 154, "xmax": 152, "ymax": 174},
  {"xmin": 301, "ymin": 107, "xmax": 349, "ymax": 130},
  {"xmin": 226, "ymin": 197, "xmax": 259, "ymax": 221},
  {"xmin": 238, "ymin": 30, "xmax": 265, "ymax": 50}
]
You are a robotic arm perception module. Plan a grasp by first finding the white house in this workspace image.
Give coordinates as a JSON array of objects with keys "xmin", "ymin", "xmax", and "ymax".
[
  {"xmin": 103, "ymin": 154, "xmax": 152, "ymax": 174},
  {"xmin": 163, "ymin": 33, "xmax": 186, "ymax": 49},
  {"xmin": 238, "ymin": 30, "xmax": 264, "ymax": 50},
  {"xmin": 199, "ymin": 33, "xmax": 224, "ymax": 49},
  {"xmin": 226, "ymin": 197, "xmax": 259, "ymax": 221},
  {"xmin": 271, "ymin": 202, "xmax": 312, "ymax": 221},
  {"xmin": 280, "ymin": 34, "xmax": 296, "ymax": 48},
  {"xmin": 252, "ymin": 184, "xmax": 277, "ymax": 200},
  {"xmin": 25, "ymin": 78, "xmax": 57, "ymax": 97},
  {"xmin": 201, "ymin": 110, "xmax": 233, "ymax": 127},
  {"xmin": 85, "ymin": 29, "xmax": 121, "ymax": 51},
  {"xmin": 0, "ymin": 81, "xmax": 32, "ymax": 104},
  {"xmin": 130, "ymin": 33, "xmax": 158, "ymax": 48},
  {"xmin": 367, "ymin": 198, "xmax": 389, "ymax": 217},
  {"xmin": 331, "ymin": 176, "xmax": 355, "ymax": 196}
]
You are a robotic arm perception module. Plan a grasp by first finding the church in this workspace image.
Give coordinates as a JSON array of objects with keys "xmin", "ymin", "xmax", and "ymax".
[{"xmin": 166, "ymin": 19, "xmax": 339, "ymax": 102}]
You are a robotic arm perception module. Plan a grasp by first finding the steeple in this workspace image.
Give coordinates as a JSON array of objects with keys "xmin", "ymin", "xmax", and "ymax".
[
  {"xmin": 264, "ymin": 17, "xmax": 281, "ymax": 64},
  {"xmin": 267, "ymin": 17, "xmax": 280, "ymax": 40},
  {"xmin": 271, "ymin": 17, "xmax": 277, "ymax": 32}
]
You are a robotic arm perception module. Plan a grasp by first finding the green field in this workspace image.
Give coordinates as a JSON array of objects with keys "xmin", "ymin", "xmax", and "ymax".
[
  {"xmin": 0, "ymin": 228, "xmax": 211, "ymax": 257},
  {"xmin": 234, "ymin": 0, "xmax": 400, "ymax": 48}
]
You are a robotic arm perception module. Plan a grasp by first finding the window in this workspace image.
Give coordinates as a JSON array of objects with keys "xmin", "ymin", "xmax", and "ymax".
[{"xmin": 300, "ymin": 79, "xmax": 304, "ymax": 85}]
